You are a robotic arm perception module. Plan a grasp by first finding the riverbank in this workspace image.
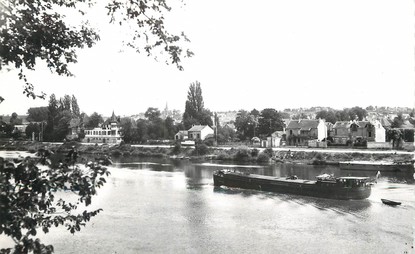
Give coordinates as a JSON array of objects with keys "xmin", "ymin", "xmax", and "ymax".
[{"xmin": 1, "ymin": 141, "xmax": 413, "ymax": 165}]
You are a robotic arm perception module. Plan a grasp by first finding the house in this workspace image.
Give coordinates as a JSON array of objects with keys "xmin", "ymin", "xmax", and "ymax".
[
  {"xmin": 187, "ymin": 125, "xmax": 214, "ymax": 141},
  {"xmin": 175, "ymin": 130, "xmax": 188, "ymax": 140},
  {"xmin": 332, "ymin": 121, "xmax": 351, "ymax": 144},
  {"xmin": 67, "ymin": 118, "xmax": 82, "ymax": 140},
  {"xmin": 223, "ymin": 123, "xmax": 236, "ymax": 132},
  {"xmin": 332, "ymin": 120, "xmax": 385, "ymax": 144},
  {"xmin": 83, "ymin": 111, "xmax": 122, "ymax": 144},
  {"xmin": 266, "ymin": 131, "xmax": 284, "ymax": 148},
  {"xmin": 285, "ymin": 119, "xmax": 327, "ymax": 146}
]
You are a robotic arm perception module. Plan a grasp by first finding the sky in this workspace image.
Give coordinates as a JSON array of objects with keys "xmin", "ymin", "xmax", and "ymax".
[{"xmin": 1, "ymin": 0, "xmax": 414, "ymax": 117}]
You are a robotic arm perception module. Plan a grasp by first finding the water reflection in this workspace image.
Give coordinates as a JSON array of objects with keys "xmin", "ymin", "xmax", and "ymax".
[
  {"xmin": 213, "ymin": 186, "xmax": 372, "ymax": 213},
  {"xmin": 110, "ymin": 156, "xmax": 414, "ymax": 185}
]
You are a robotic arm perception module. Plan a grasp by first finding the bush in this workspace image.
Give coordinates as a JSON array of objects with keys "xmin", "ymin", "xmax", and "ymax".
[
  {"xmin": 251, "ymin": 148, "xmax": 259, "ymax": 157},
  {"xmin": 203, "ymin": 137, "xmax": 216, "ymax": 146},
  {"xmin": 171, "ymin": 142, "xmax": 181, "ymax": 155},
  {"xmin": 234, "ymin": 146, "xmax": 251, "ymax": 162},
  {"xmin": 256, "ymin": 152, "xmax": 270, "ymax": 162},
  {"xmin": 264, "ymin": 148, "xmax": 274, "ymax": 157},
  {"xmin": 196, "ymin": 144, "xmax": 209, "ymax": 156},
  {"xmin": 216, "ymin": 151, "xmax": 232, "ymax": 160},
  {"xmin": 111, "ymin": 149, "xmax": 122, "ymax": 157}
]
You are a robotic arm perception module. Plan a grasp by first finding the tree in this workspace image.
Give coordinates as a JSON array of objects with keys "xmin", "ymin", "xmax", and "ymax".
[
  {"xmin": 234, "ymin": 110, "xmax": 255, "ymax": 141},
  {"xmin": 335, "ymin": 109, "xmax": 350, "ymax": 121},
  {"xmin": 136, "ymin": 119, "xmax": 149, "ymax": 143},
  {"xmin": 27, "ymin": 107, "xmax": 49, "ymax": 123},
  {"xmin": 84, "ymin": 112, "xmax": 103, "ymax": 129},
  {"xmin": 182, "ymin": 81, "xmax": 212, "ymax": 129},
  {"xmin": 54, "ymin": 110, "xmax": 72, "ymax": 141},
  {"xmin": 164, "ymin": 116, "xmax": 176, "ymax": 139},
  {"xmin": 9, "ymin": 112, "xmax": 22, "ymax": 125},
  {"xmin": 120, "ymin": 117, "xmax": 136, "ymax": 143},
  {"xmin": 144, "ymin": 107, "xmax": 161, "ymax": 122},
  {"xmin": 291, "ymin": 113, "xmax": 308, "ymax": 120},
  {"xmin": 348, "ymin": 106, "xmax": 367, "ymax": 121},
  {"xmin": 71, "ymin": 95, "xmax": 80, "ymax": 117},
  {"xmin": 316, "ymin": 110, "xmax": 337, "ymax": 124},
  {"xmin": 257, "ymin": 108, "xmax": 284, "ymax": 137},
  {"xmin": 62, "ymin": 95, "xmax": 71, "ymax": 111},
  {"xmin": 44, "ymin": 94, "xmax": 59, "ymax": 141},
  {"xmin": 391, "ymin": 113, "xmax": 404, "ymax": 128},
  {"xmin": 25, "ymin": 123, "xmax": 40, "ymax": 139},
  {"xmin": 0, "ymin": 149, "xmax": 109, "ymax": 253},
  {"xmin": 387, "ymin": 129, "xmax": 403, "ymax": 148},
  {"xmin": 0, "ymin": 0, "xmax": 193, "ymax": 99}
]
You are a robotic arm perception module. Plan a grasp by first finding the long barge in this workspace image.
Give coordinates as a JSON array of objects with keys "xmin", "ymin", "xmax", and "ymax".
[{"xmin": 213, "ymin": 170, "xmax": 371, "ymax": 200}]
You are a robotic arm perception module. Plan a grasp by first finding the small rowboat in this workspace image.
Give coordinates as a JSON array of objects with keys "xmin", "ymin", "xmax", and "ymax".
[{"xmin": 381, "ymin": 199, "xmax": 401, "ymax": 206}]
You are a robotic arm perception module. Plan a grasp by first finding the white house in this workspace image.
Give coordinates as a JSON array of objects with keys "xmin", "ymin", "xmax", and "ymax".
[
  {"xmin": 187, "ymin": 125, "xmax": 214, "ymax": 141},
  {"xmin": 83, "ymin": 111, "xmax": 123, "ymax": 144}
]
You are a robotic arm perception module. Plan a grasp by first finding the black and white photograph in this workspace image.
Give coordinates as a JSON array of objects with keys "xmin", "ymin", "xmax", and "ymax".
[{"xmin": 0, "ymin": 0, "xmax": 414, "ymax": 253}]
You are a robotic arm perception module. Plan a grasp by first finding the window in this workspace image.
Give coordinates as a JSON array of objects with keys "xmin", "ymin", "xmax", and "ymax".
[
  {"xmin": 368, "ymin": 131, "xmax": 372, "ymax": 138},
  {"xmin": 290, "ymin": 130, "xmax": 292, "ymax": 135}
]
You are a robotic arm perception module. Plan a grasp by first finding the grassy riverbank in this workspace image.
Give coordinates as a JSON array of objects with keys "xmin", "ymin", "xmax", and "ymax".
[{"xmin": 1, "ymin": 141, "xmax": 413, "ymax": 165}]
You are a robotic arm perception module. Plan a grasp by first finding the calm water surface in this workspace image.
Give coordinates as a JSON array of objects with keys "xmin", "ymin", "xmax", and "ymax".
[{"xmin": 1, "ymin": 152, "xmax": 414, "ymax": 253}]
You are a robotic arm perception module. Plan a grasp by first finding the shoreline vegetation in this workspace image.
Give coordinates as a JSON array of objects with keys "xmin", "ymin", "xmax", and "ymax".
[{"xmin": 1, "ymin": 141, "xmax": 413, "ymax": 165}]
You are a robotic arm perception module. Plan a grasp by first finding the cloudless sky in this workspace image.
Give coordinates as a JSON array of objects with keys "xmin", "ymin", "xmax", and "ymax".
[{"xmin": 1, "ymin": 0, "xmax": 414, "ymax": 116}]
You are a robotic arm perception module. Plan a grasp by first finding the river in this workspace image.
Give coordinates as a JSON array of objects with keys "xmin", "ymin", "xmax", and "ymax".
[{"xmin": 1, "ymin": 151, "xmax": 414, "ymax": 253}]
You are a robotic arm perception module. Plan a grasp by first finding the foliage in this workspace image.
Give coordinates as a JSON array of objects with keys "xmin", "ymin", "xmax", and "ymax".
[
  {"xmin": 144, "ymin": 108, "xmax": 161, "ymax": 121},
  {"xmin": 233, "ymin": 146, "xmax": 251, "ymax": 162},
  {"xmin": 120, "ymin": 112, "xmax": 178, "ymax": 144},
  {"xmin": 0, "ymin": 0, "xmax": 192, "ymax": 99},
  {"xmin": 0, "ymin": 148, "xmax": 110, "ymax": 253},
  {"xmin": 217, "ymin": 126, "xmax": 236, "ymax": 144},
  {"xmin": 84, "ymin": 112, "xmax": 103, "ymax": 129},
  {"xmin": 256, "ymin": 151, "xmax": 270, "ymax": 163},
  {"xmin": 171, "ymin": 142, "xmax": 181, "ymax": 155},
  {"xmin": 195, "ymin": 143, "xmax": 209, "ymax": 156},
  {"xmin": 291, "ymin": 113, "xmax": 308, "ymax": 120},
  {"xmin": 182, "ymin": 81, "xmax": 212, "ymax": 129},
  {"xmin": 234, "ymin": 110, "xmax": 256, "ymax": 141},
  {"xmin": 315, "ymin": 110, "xmax": 337, "ymax": 124},
  {"xmin": 391, "ymin": 113, "xmax": 404, "ymax": 128},
  {"xmin": 257, "ymin": 108, "xmax": 284, "ymax": 137},
  {"xmin": 27, "ymin": 107, "xmax": 49, "ymax": 123},
  {"xmin": 9, "ymin": 113, "xmax": 22, "ymax": 126},
  {"xmin": 203, "ymin": 137, "xmax": 215, "ymax": 147},
  {"xmin": 386, "ymin": 128, "xmax": 403, "ymax": 148},
  {"xmin": 25, "ymin": 123, "xmax": 41, "ymax": 139},
  {"xmin": 250, "ymin": 148, "xmax": 259, "ymax": 157}
]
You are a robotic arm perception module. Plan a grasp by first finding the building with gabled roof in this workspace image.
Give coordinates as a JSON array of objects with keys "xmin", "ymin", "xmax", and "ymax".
[
  {"xmin": 83, "ymin": 111, "xmax": 122, "ymax": 144},
  {"xmin": 175, "ymin": 130, "xmax": 188, "ymax": 141},
  {"xmin": 285, "ymin": 119, "xmax": 327, "ymax": 146},
  {"xmin": 187, "ymin": 125, "xmax": 214, "ymax": 141},
  {"xmin": 332, "ymin": 120, "xmax": 385, "ymax": 144}
]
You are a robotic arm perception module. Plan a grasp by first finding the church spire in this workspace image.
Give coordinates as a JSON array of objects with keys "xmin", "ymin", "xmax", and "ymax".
[{"xmin": 111, "ymin": 110, "xmax": 117, "ymax": 122}]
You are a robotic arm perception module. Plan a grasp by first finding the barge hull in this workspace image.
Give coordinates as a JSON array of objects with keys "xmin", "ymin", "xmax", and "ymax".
[{"xmin": 213, "ymin": 173, "xmax": 371, "ymax": 200}]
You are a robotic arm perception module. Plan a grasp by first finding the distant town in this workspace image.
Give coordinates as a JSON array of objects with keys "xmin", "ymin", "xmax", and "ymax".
[{"xmin": 1, "ymin": 88, "xmax": 414, "ymax": 152}]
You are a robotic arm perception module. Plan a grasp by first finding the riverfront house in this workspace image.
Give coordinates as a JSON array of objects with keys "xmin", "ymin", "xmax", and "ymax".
[
  {"xmin": 83, "ymin": 111, "xmax": 123, "ymax": 144},
  {"xmin": 331, "ymin": 120, "xmax": 385, "ymax": 144},
  {"xmin": 285, "ymin": 119, "xmax": 327, "ymax": 146},
  {"xmin": 187, "ymin": 125, "xmax": 214, "ymax": 141}
]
